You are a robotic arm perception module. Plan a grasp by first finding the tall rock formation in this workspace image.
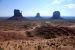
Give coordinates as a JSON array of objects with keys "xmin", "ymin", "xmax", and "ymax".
[
  {"xmin": 8, "ymin": 9, "xmax": 27, "ymax": 20},
  {"xmin": 51, "ymin": 11, "xmax": 63, "ymax": 19},
  {"xmin": 35, "ymin": 13, "xmax": 42, "ymax": 18}
]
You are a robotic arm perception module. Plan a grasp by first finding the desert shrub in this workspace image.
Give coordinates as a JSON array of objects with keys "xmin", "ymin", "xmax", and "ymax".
[
  {"xmin": 22, "ymin": 25, "xmax": 29, "ymax": 29},
  {"xmin": 47, "ymin": 48, "xmax": 51, "ymax": 50},
  {"xmin": 35, "ymin": 25, "xmax": 56, "ymax": 39},
  {"xmin": 18, "ymin": 45, "xmax": 22, "ymax": 50},
  {"xmin": 0, "ymin": 47, "xmax": 4, "ymax": 50},
  {"xmin": 37, "ymin": 45, "xmax": 41, "ymax": 50},
  {"xmin": 26, "ymin": 31, "xmax": 33, "ymax": 37}
]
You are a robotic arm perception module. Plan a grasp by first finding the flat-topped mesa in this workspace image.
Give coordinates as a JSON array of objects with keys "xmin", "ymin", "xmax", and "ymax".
[
  {"xmin": 51, "ymin": 11, "xmax": 63, "ymax": 19},
  {"xmin": 8, "ymin": 9, "xmax": 28, "ymax": 20},
  {"xmin": 35, "ymin": 13, "xmax": 42, "ymax": 18}
]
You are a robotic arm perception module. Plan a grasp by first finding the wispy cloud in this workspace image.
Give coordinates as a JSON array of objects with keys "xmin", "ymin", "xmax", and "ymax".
[
  {"xmin": 52, "ymin": 0, "xmax": 65, "ymax": 5},
  {"xmin": 64, "ymin": 3, "xmax": 75, "ymax": 9},
  {"xmin": 52, "ymin": 0, "xmax": 73, "ymax": 5}
]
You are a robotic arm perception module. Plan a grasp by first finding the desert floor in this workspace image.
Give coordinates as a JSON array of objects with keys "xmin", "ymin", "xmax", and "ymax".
[{"xmin": 0, "ymin": 20, "xmax": 75, "ymax": 50}]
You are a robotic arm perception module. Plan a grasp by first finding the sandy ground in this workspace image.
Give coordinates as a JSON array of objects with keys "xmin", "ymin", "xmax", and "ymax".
[
  {"xmin": 0, "ymin": 20, "xmax": 75, "ymax": 50},
  {"xmin": 0, "ymin": 36, "xmax": 75, "ymax": 50}
]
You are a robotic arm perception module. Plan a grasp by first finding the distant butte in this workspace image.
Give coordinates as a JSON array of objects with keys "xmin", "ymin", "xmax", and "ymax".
[
  {"xmin": 51, "ymin": 11, "xmax": 63, "ymax": 19},
  {"xmin": 8, "ymin": 9, "xmax": 28, "ymax": 20},
  {"xmin": 35, "ymin": 13, "xmax": 42, "ymax": 18}
]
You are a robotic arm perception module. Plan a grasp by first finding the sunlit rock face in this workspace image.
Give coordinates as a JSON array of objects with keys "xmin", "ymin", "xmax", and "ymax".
[
  {"xmin": 51, "ymin": 11, "xmax": 63, "ymax": 19},
  {"xmin": 35, "ymin": 13, "xmax": 41, "ymax": 18},
  {"xmin": 8, "ymin": 9, "xmax": 28, "ymax": 20}
]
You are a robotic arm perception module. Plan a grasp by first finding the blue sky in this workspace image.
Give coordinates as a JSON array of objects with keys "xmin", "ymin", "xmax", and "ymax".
[{"xmin": 0, "ymin": 0, "xmax": 75, "ymax": 17}]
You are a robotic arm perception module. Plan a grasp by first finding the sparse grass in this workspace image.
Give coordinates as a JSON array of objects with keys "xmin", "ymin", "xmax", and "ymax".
[
  {"xmin": 37, "ymin": 45, "xmax": 41, "ymax": 50},
  {"xmin": 0, "ymin": 47, "xmax": 4, "ymax": 50},
  {"xmin": 26, "ymin": 31, "xmax": 33, "ymax": 37}
]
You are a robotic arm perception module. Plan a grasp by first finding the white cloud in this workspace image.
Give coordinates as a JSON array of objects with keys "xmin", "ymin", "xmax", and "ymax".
[
  {"xmin": 64, "ymin": 3, "xmax": 75, "ymax": 9},
  {"xmin": 52, "ymin": 0, "xmax": 61, "ymax": 4},
  {"xmin": 52, "ymin": 0, "xmax": 65, "ymax": 5},
  {"xmin": 52, "ymin": 0, "xmax": 73, "ymax": 5}
]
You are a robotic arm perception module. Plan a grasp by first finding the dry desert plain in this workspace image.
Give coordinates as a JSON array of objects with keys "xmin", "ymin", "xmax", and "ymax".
[{"xmin": 0, "ymin": 20, "xmax": 75, "ymax": 50}]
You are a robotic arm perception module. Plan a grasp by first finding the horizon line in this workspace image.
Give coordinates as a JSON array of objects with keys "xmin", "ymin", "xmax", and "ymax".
[{"xmin": 0, "ymin": 16, "xmax": 75, "ymax": 17}]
